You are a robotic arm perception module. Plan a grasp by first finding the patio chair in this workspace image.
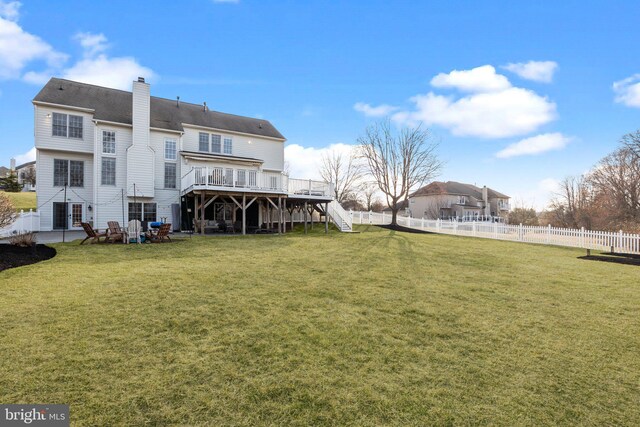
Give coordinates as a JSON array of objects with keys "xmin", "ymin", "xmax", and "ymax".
[
  {"xmin": 106, "ymin": 221, "xmax": 127, "ymax": 243},
  {"xmin": 80, "ymin": 222, "xmax": 107, "ymax": 245},
  {"xmin": 147, "ymin": 223, "xmax": 172, "ymax": 243},
  {"xmin": 128, "ymin": 219, "xmax": 142, "ymax": 243}
]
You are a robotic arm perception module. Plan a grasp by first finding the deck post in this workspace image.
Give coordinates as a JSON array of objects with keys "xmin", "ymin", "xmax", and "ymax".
[
  {"xmin": 310, "ymin": 203, "xmax": 314, "ymax": 229},
  {"xmin": 304, "ymin": 201, "xmax": 308, "ymax": 234},
  {"xmin": 200, "ymin": 192, "xmax": 205, "ymax": 235},
  {"xmin": 242, "ymin": 194, "xmax": 246, "ymax": 235},
  {"xmin": 290, "ymin": 204, "xmax": 294, "ymax": 232},
  {"xmin": 325, "ymin": 202, "xmax": 328, "ymax": 234},
  {"xmin": 278, "ymin": 196, "xmax": 282, "ymax": 234}
]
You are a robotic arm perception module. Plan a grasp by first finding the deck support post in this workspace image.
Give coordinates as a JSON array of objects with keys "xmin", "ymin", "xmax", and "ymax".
[
  {"xmin": 278, "ymin": 196, "xmax": 282, "ymax": 234},
  {"xmin": 290, "ymin": 204, "xmax": 294, "ymax": 232},
  {"xmin": 200, "ymin": 192, "xmax": 205, "ymax": 235},
  {"xmin": 325, "ymin": 202, "xmax": 329, "ymax": 234},
  {"xmin": 310, "ymin": 203, "xmax": 314, "ymax": 229},
  {"xmin": 242, "ymin": 194, "xmax": 246, "ymax": 235},
  {"xmin": 304, "ymin": 201, "xmax": 308, "ymax": 234}
]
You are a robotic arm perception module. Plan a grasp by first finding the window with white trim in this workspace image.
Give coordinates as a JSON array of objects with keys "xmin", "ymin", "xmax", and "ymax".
[
  {"xmin": 52, "ymin": 113, "xmax": 67, "ymax": 137},
  {"xmin": 52, "ymin": 113, "xmax": 83, "ymax": 138},
  {"xmin": 102, "ymin": 131, "xmax": 116, "ymax": 154},
  {"xmin": 164, "ymin": 163, "xmax": 176, "ymax": 189},
  {"xmin": 128, "ymin": 203, "xmax": 157, "ymax": 222},
  {"xmin": 223, "ymin": 137, "xmax": 232, "ymax": 154},
  {"xmin": 165, "ymin": 139, "xmax": 177, "ymax": 160},
  {"xmin": 53, "ymin": 159, "xmax": 84, "ymax": 187},
  {"xmin": 101, "ymin": 158, "xmax": 116, "ymax": 186},
  {"xmin": 199, "ymin": 132, "xmax": 209, "ymax": 152},
  {"xmin": 211, "ymin": 134, "xmax": 221, "ymax": 153}
]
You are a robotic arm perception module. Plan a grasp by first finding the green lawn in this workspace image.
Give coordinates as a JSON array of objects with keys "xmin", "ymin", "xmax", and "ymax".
[
  {"xmin": 1, "ymin": 226, "xmax": 639, "ymax": 425},
  {"xmin": 1, "ymin": 190, "xmax": 37, "ymax": 211}
]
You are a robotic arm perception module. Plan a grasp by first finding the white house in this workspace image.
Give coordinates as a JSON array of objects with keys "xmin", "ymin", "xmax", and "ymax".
[
  {"xmin": 408, "ymin": 181, "xmax": 510, "ymax": 221},
  {"xmin": 34, "ymin": 77, "xmax": 342, "ymax": 234}
]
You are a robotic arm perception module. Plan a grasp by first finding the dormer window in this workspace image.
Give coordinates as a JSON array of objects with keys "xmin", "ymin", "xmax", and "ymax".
[{"xmin": 458, "ymin": 196, "xmax": 466, "ymax": 204}]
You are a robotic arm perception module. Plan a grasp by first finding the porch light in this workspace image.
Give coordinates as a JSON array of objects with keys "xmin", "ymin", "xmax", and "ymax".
[{"xmin": 88, "ymin": 205, "xmax": 93, "ymax": 212}]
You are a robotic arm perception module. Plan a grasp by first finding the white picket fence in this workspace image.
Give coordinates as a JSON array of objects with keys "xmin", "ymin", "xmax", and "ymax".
[
  {"xmin": 350, "ymin": 211, "xmax": 640, "ymax": 255},
  {"xmin": 0, "ymin": 210, "xmax": 40, "ymax": 238}
]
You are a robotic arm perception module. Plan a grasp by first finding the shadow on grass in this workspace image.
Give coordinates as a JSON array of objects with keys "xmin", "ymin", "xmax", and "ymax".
[{"xmin": 578, "ymin": 253, "xmax": 640, "ymax": 266}]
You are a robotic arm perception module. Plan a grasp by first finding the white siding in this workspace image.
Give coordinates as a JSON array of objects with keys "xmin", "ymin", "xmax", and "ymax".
[
  {"xmin": 151, "ymin": 130, "xmax": 181, "ymax": 225},
  {"xmin": 34, "ymin": 104, "xmax": 95, "ymax": 154},
  {"xmin": 182, "ymin": 126, "xmax": 284, "ymax": 171},
  {"xmin": 93, "ymin": 124, "xmax": 132, "ymax": 229},
  {"xmin": 36, "ymin": 149, "xmax": 94, "ymax": 231},
  {"xmin": 127, "ymin": 80, "xmax": 155, "ymax": 197}
]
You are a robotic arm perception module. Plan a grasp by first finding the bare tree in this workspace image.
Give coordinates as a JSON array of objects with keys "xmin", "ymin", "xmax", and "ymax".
[
  {"xmin": 589, "ymin": 145, "xmax": 640, "ymax": 230},
  {"xmin": 548, "ymin": 175, "xmax": 594, "ymax": 229},
  {"xmin": 21, "ymin": 167, "xmax": 36, "ymax": 186},
  {"xmin": 358, "ymin": 120, "xmax": 442, "ymax": 226},
  {"xmin": 422, "ymin": 195, "xmax": 450, "ymax": 220},
  {"xmin": 360, "ymin": 182, "xmax": 380, "ymax": 211},
  {"xmin": 621, "ymin": 130, "xmax": 640, "ymax": 158},
  {"xmin": 0, "ymin": 192, "xmax": 16, "ymax": 229},
  {"xmin": 507, "ymin": 200, "xmax": 539, "ymax": 226},
  {"xmin": 319, "ymin": 148, "xmax": 364, "ymax": 204}
]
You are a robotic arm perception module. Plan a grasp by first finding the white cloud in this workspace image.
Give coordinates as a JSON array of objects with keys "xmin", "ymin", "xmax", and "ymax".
[
  {"xmin": 284, "ymin": 143, "xmax": 358, "ymax": 180},
  {"xmin": 613, "ymin": 74, "xmax": 640, "ymax": 108},
  {"xmin": 503, "ymin": 61, "xmax": 558, "ymax": 83},
  {"xmin": 354, "ymin": 65, "xmax": 558, "ymax": 139},
  {"xmin": 393, "ymin": 87, "xmax": 556, "ymax": 138},
  {"xmin": 74, "ymin": 32, "xmax": 108, "ymax": 57},
  {"xmin": 353, "ymin": 102, "xmax": 399, "ymax": 117},
  {"xmin": 0, "ymin": 1, "xmax": 20, "ymax": 21},
  {"xmin": 430, "ymin": 65, "xmax": 511, "ymax": 93},
  {"xmin": 13, "ymin": 146, "xmax": 35, "ymax": 165},
  {"xmin": 0, "ymin": 2, "xmax": 67, "ymax": 80},
  {"xmin": 496, "ymin": 132, "xmax": 571, "ymax": 158},
  {"xmin": 62, "ymin": 54, "xmax": 155, "ymax": 91}
]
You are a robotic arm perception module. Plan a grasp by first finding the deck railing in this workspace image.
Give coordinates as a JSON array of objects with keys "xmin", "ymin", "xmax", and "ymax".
[
  {"xmin": 350, "ymin": 211, "xmax": 640, "ymax": 254},
  {"xmin": 181, "ymin": 167, "xmax": 334, "ymax": 198}
]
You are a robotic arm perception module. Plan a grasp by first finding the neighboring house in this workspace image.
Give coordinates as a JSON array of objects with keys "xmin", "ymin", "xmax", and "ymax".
[
  {"xmin": 15, "ymin": 160, "xmax": 36, "ymax": 191},
  {"xmin": 0, "ymin": 166, "xmax": 8, "ymax": 178},
  {"xmin": 409, "ymin": 181, "xmax": 510, "ymax": 221},
  {"xmin": 34, "ymin": 77, "xmax": 335, "ymax": 233}
]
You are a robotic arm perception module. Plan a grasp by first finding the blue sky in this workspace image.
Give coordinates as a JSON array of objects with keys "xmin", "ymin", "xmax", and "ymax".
[{"xmin": 1, "ymin": 0, "xmax": 639, "ymax": 208}]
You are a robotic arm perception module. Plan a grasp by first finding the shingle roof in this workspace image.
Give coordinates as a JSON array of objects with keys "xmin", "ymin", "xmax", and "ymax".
[
  {"xmin": 33, "ymin": 78, "xmax": 285, "ymax": 140},
  {"xmin": 410, "ymin": 181, "xmax": 509, "ymax": 199}
]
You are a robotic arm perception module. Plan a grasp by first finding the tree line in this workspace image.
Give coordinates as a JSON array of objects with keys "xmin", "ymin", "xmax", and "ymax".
[{"xmin": 508, "ymin": 130, "xmax": 640, "ymax": 233}]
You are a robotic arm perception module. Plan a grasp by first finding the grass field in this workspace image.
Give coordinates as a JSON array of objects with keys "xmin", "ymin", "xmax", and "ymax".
[
  {"xmin": 1, "ymin": 226, "xmax": 639, "ymax": 425},
  {"xmin": 1, "ymin": 190, "xmax": 37, "ymax": 211}
]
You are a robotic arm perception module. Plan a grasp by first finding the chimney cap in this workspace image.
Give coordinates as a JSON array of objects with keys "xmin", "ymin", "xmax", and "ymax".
[{"xmin": 137, "ymin": 77, "xmax": 145, "ymax": 83}]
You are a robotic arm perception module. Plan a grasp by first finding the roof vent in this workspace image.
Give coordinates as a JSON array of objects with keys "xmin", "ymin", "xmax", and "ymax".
[
  {"xmin": 203, "ymin": 101, "xmax": 208, "ymax": 112},
  {"xmin": 176, "ymin": 96, "xmax": 180, "ymax": 107},
  {"xmin": 58, "ymin": 84, "xmax": 64, "ymax": 90},
  {"xmin": 259, "ymin": 123, "xmax": 263, "ymax": 129},
  {"xmin": 137, "ymin": 77, "xmax": 145, "ymax": 83}
]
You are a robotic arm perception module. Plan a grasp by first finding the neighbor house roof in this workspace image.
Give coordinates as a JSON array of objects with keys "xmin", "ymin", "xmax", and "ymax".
[
  {"xmin": 410, "ymin": 181, "xmax": 509, "ymax": 199},
  {"xmin": 33, "ymin": 78, "xmax": 285, "ymax": 140},
  {"xmin": 15, "ymin": 160, "xmax": 35, "ymax": 170}
]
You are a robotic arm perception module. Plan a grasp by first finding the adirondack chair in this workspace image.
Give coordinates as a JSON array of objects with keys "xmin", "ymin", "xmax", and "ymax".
[
  {"xmin": 147, "ymin": 223, "xmax": 172, "ymax": 243},
  {"xmin": 106, "ymin": 221, "xmax": 127, "ymax": 243},
  {"xmin": 127, "ymin": 219, "xmax": 142, "ymax": 244},
  {"xmin": 80, "ymin": 222, "xmax": 107, "ymax": 245}
]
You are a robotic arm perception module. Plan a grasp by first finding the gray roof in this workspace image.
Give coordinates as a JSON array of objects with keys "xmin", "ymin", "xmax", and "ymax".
[
  {"xmin": 15, "ymin": 160, "xmax": 36, "ymax": 170},
  {"xmin": 410, "ymin": 181, "xmax": 509, "ymax": 199},
  {"xmin": 33, "ymin": 78, "xmax": 285, "ymax": 140}
]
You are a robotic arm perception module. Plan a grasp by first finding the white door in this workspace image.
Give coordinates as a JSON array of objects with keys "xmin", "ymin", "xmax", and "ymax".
[{"xmin": 69, "ymin": 203, "xmax": 84, "ymax": 230}]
